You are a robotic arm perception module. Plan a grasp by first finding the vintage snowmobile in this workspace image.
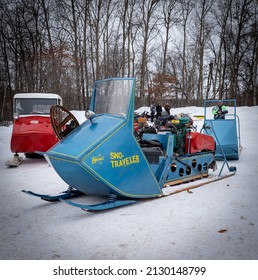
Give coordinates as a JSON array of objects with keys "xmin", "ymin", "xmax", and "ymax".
[
  {"xmin": 6, "ymin": 93, "xmax": 62, "ymax": 167},
  {"xmin": 23, "ymin": 78, "xmax": 236, "ymax": 211}
]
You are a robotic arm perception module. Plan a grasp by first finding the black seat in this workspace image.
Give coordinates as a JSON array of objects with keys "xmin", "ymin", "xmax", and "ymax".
[
  {"xmin": 139, "ymin": 139, "xmax": 162, "ymax": 148},
  {"xmin": 141, "ymin": 146, "xmax": 164, "ymax": 164}
]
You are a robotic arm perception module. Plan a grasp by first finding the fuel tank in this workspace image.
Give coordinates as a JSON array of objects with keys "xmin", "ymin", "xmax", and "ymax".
[{"xmin": 185, "ymin": 132, "xmax": 215, "ymax": 154}]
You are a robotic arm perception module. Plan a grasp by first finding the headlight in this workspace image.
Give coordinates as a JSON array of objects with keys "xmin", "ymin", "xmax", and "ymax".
[
  {"xmin": 85, "ymin": 110, "xmax": 95, "ymax": 120},
  {"xmin": 13, "ymin": 113, "xmax": 19, "ymax": 119}
]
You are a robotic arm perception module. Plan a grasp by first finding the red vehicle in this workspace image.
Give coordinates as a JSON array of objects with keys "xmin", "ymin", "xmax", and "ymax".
[{"xmin": 6, "ymin": 93, "xmax": 62, "ymax": 167}]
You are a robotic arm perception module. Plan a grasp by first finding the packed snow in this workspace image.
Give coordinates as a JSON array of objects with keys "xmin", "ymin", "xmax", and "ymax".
[{"xmin": 0, "ymin": 106, "xmax": 258, "ymax": 264}]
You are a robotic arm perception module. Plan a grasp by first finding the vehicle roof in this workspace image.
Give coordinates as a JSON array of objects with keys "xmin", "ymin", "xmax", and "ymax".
[{"xmin": 14, "ymin": 93, "xmax": 62, "ymax": 99}]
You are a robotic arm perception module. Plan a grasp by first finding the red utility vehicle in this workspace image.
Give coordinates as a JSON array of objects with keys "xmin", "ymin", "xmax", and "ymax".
[{"xmin": 6, "ymin": 93, "xmax": 62, "ymax": 167}]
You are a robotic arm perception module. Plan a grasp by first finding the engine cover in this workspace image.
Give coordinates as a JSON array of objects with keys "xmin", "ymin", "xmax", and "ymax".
[{"xmin": 185, "ymin": 132, "xmax": 215, "ymax": 154}]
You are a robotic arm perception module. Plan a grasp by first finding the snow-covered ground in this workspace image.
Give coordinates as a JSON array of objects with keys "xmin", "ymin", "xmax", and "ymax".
[{"xmin": 0, "ymin": 106, "xmax": 258, "ymax": 265}]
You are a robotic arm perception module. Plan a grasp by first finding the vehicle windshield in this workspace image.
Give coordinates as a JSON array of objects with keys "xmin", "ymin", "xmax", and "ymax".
[
  {"xmin": 15, "ymin": 98, "xmax": 59, "ymax": 115},
  {"xmin": 94, "ymin": 79, "xmax": 133, "ymax": 117}
]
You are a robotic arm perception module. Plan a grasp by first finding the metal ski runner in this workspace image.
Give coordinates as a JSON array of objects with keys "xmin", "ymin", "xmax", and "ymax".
[
  {"xmin": 22, "ymin": 187, "xmax": 83, "ymax": 201},
  {"xmin": 60, "ymin": 194, "xmax": 136, "ymax": 211}
]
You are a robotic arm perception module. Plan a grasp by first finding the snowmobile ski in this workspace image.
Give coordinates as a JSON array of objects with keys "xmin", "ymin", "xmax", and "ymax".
[
  {"xmin": 60, "ymin": 194, "xmax": 136, "ymax": 211},
  {"xmin": 22, "ymin": 187, "xmax": 83, "ymax": 201},
  {"xmin": 5, "ymin": 154, "xmax": 23, "ymax": 167}
]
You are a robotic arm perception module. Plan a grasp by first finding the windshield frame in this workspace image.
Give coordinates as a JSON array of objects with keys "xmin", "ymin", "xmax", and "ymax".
[{"xmin": 91, "ymin": 78, "xmax": 134, "ymax": 118}]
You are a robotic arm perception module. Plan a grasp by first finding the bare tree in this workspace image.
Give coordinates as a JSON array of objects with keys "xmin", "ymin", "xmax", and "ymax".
[
  {"xmin": 227, "ymin": 0, "xmax": 256, "ymax": 103},
  {"xmin": 193, "ymin": 0, "xmax": 214, "ymax": 105},
  {"xmin": 209, "ymin": 0, "xmax": 232, "ymax": 99},
  {"xmin": 161, "ymin": 0, "xmax": 180, "ymax": 74},
  {"xmin": 178, "ymin": 0, "xmax": 195, "ymax": 102},
  {"xmin": 138, "ymin": 0, "xmax": 160, "ymax": 105}
]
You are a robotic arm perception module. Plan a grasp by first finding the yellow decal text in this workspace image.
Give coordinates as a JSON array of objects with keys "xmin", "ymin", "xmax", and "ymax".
[{"xmin": 110, "ymin": 152, "xmax": 140, "ymax": 168}]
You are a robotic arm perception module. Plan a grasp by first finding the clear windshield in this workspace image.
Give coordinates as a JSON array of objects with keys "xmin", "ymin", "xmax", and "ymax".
[
  {"xmin": 94, "ymin": 79, "xmax": 133, "ymax": 117},
  {"xmin": 15, "ymin": 98, "xmax": 59, "ymax": 115}
]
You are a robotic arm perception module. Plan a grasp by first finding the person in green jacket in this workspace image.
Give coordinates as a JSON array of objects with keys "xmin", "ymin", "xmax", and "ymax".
[{"xmin": 212, "ymin": 101, "xmax": 228, "ymax": 119}]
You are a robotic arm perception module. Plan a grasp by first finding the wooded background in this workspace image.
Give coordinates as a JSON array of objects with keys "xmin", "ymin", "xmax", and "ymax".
[{"xmin": 0, "ymin": 0, "xmax": 257, "ymax": 120}]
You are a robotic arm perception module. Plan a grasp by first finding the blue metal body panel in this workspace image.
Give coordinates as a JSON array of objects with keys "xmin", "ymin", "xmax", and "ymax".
[
  {"xmin": 203, "ymin": 99, "xmax": 240, "ymax": 160},
  {"xmin": 48, "ymin": 122, "xmax": 163, "ymax": 197},
  {"xmin": 203, "ymin": 119, "xmax": 239, "ymax": 160}
]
